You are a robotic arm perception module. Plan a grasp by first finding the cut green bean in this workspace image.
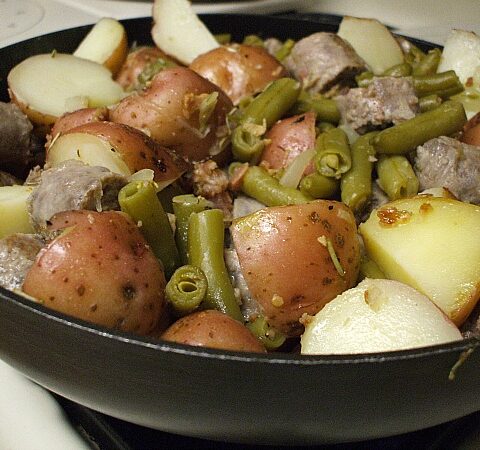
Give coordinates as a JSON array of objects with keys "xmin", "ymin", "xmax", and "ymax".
[
  {"xmin": 118, "ymin": 181, "xmax": 180, "ymax": 278},
  {"xmin": 291, "ymin": 90, "xmax": 340, "ymax": 124},
  {"xmin": 239, "ymin": 165, "xmax": 313, "ymax": 206},
  {"xmin": 165, "ymin": 265, "xmax": 208, "ymax": 316},
  {"xmin": 382, "ymin": 62, "xmax": 412, "ymax": 77},
  {"xmin": 413, "ymin": 70, "xmax": 464, "ymax": 98},
  {"xmin": 314, "ymin": 127, "xmax": 352, "ymax": 179},
  {"xmin": 376, "ymin": 155, "xmax": 419, "ymax": 200},
  {"xmin": 316, "ymin": 122, "xmax": 336, "ymax": 134},
  {"xmin": 340, "ymin": 132, "xmax": 378, "ymax": 212},
  {"xmin": 232, "ymin": 78, "xmax": 301, "ymax": 162},
  {"xmin": 405, "ymin": 44, "xmax": 426, "ymax": 67},
  {"xmin": 299, "ymin": 172, "xmax": 339, "ymax": 199},
  {"xmin": 412, "ymin": 48, "xmax": 441, "ymax": 76},
  {"xmin": 246, "ymin": 316, "xmax": 286, "ymax": 350},
  {"xmin": 214, "ymin": 33, "xmax": 231, "ymax": 45},
  {"xmin": 188, "ymin": 209, "xmax": 243, "ymax": 322},
  {"xmin": 359, "ymin": 255, "xmax": 386, "ymax": 280},
  {"xmin": 275, "ymin": 38, "xmax": 295, "ymax": 61},
  {"xmin": 373, "ymin": 100, "xmax": 466, "ymax": 155},
  {"xmin": 172, "ymin": 194, "xmax": 211, "ymax": 265},
  {"xmin": 418, "ymin": 94, "xmax": 442, "ymax": 112},
  {"xmin": 355, "ymin": 71, "xmax": 374, "ymax": 87},
  {"xmin": 243, "ymin": 34, "xmax": 264, "ymax": 47}
]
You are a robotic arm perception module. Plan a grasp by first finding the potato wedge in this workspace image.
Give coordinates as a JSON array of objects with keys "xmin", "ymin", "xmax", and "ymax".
[
  {"xmin": 8, "ymin": 53, "xmax": 125, "ymax": 126},
  {"xmin": 47, "ymin": 121, "xmax": 188, "ymax": 187},
  {"xmin": 73, "ymin": 17, "xmax": 128, "ymax": 76},
  {"xmin": 231, "ymin": 200, "xmax": 360, "ymax": 337},
  {"xmin": 337, "ymin": 16, "xmax": 404, "ymax": 75},
  {"xmin": 152, "ymin": 0, "xmax": 219, "ymax": 65},
  {"xmin": 359, "ymin": 196, "xmax": 480, "ymax": 325},
  {"xmin": 0, "ymin": 185, "xmax": 35, "ymax": 239},
  {"xmin": 301, "ymin": 279, "xmax": 462, "ymax": 355}
]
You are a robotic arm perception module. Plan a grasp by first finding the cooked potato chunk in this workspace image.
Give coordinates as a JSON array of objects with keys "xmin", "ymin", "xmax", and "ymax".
[
  {"xmin": 359, "ymin": 196, "xmax": 480, "ymax": 325},
  {"xmin": 301, "ymin": 278, "xmax": 462, "ymax": 354},
  {"xmin": 0, "ymin": 186, "xmax": 35, "ymax": 239}
]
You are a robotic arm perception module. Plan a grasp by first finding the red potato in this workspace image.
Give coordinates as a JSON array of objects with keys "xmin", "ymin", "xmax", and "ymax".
[
  {"xmin": 162, "ymin": 310, "xmax": 266, "ymax": 353},
  {"xmin": 110, "ymin": 67, "xmax": 233, "ymax": 163},
  {"xmin": 230, "ymin": 200, "xmax": 361, "ymax": 337},
  {"xmin": 189, "ymin": 44, "xmax": 288, "ymax": 105},
  {"xmin": 115, "ymin": 46, "xmax": 178, "ymax": 91},
  {"xmin": 22, "ymin": 210, "xmax": 166, "ymax": 334},
  {"xmin": 47, "ymin": 121, "xmax": 189, "ymax": 185},
  {"xmin": 260, "ymin": 111, "xmax": 316, "ymax": 174},
  {"xmin": 461, "ymin": 111, "xmax": 480, "ymax": 145}
]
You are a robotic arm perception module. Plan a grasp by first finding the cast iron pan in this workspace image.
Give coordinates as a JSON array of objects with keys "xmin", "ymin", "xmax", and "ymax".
[{"xmin": 0, "ymin": 15, "xmax": 479, "ymax": 446}]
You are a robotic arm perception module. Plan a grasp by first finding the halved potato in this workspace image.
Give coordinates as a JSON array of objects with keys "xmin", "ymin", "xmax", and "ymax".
[
  {"xmin": 8, "ymin": 53, "xmax": 125, "ymax": 126},
  {"xmin": 0, "ymin": 185, "xmax": 35, "ymax": 239},
  {"xmin": 231, "ymin": 200, "xmax": 360, "ymax": 337},
  {"xmin": 47, "ymin": 121, "xmax": 188, "ymax": 186},
  {"xmin": 73, "ymin": 18, "xmax": 128, "ymax": 76},
  {"xmin": 152, "ymin": 0, "xmax": 219, "ymax": 65},
  {"xmin": 337, "ymin": 16, "xmax": 404, "ymax": 75},
  {"xmin": 359, "ymin": 196, "xmax": 480, "ymax": 325},
  {"xmin": 301, "ymin": 278, "xmax": 462, "ymax": 355}
]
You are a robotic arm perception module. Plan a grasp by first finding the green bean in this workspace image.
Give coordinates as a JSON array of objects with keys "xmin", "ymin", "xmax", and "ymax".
[
  {"xmin": 239, "ymin": 165, "xmax": 313, "ymax": 206},
  {"xmin": 418, "ymin": 94, "xmax": 442, "ymax": 112},
  {"xmin": 355, "ymin": 71, "xmax": 374, "ymax": 87},
  {"xmin": 291, "ymin": 90, "xmax": 340, "ymax": 124},
  {"xmin": 359, "ymin": 255, "xmax": 385, "ymax": 280},
  {"xmin": 188, "ymin": 209, "xmax": 243, "ymax": 321},
  {"xmin": 232, "ymin": 78, "xmax": 301, "ymax": 162},
  {"xmin": 214, "ymin": 33, "xmax": 231, "ymax": 45},
  {"xmin": 413, "ymin": 70, "xmax": 464, "ymax": 98},
  {"xmin": 383, "ymin": 62, "xmax": 412, "ymax": 77},
  {"xmin": 373, "ymin": 100, "xmax": 466, "ymax": 155},
  {"xmin": 172, "ymin": 194, "xmax": 211, "ymax": 265},
  {"xmin": 243, "ymin": 34, "xmax": 264, "ymax": 47},
  {"xmin": 137, "ymin": 58, "xmax": 177, "ymax": 89},
  {"xmin": 275, "ymin": 38, "xmax": 295, "ymax": 61},
  {"xmin": 118, "ymin": 181, "xmax": 180, "ymax": 278},
  {"xmin": 165, "ymin": 265, "xmax": 208, "ymax": 316},
  {"xmin": 314, "ymin": 127, "xmax": 352, "ymax": 179},
  {"xmin": 299, "ymin": 172, "xmax": 339, "ymax": 199},
  {"xmin": 376, "ymin": 155, "xmax": 419, "ymax": 200},
  {"xmin": 412, "ymin": 48, "xmax": 441, "ymax": 76},
  {"xmin": 246, "ymin": 316, "xmax": 286, "ymax": 350},
  {"xmin": 316, "ymin": 122, "xmax": 336, "ymax": 134},
  {"xmin": 405, "ymin": 44, "xmax": 426, "ymax": 67},
  {"xmin": 340, "ymin": 132, "xmax": 378, "ymax": 212}
]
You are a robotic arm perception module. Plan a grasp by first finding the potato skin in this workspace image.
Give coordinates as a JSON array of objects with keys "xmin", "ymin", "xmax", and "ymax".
[
  {"xmin": 115, "ymin": 46, "xmax": 177, "ymax": 91},
  {"xmin": 161, "ymin": 310, "xmax": 266, "ymax": 353},
  {"xmin": 22, "ymin": 210, "xmax": 166, "ymax": 334},
  {"xmin": 53, "ymin": 121, "xmax": 188, "ymax": 183},
  {"xmin": 231, "ymin": 200, "xmax": 361, "ymax": 337},
  {"xmin": 110, "ymin": 67, "xmax": 233, "ymax": 162},
  {"xmin": 462, "ymin": 111, "xmax": 480, "ymax": 146},
  {"xmin": 190, "ymin": 44, "xmax": 288, "ymax": 105},
  {"xmin": 260, "ymin": 112, "xmax": 316, "ymax": 173}
]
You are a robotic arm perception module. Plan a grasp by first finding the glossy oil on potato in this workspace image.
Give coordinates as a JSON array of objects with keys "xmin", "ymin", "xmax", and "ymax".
[
  {"xmin": 190, "ymin": 44, "xmax": 288, "ymax": 105},
  {"xmin": 359, "ymin": 196, "xmax": 480, "ymax": 325},
  {"xmin": 231, "ymin": 200, "xmax": 360, "ymax": 336},
  {"xmin": 162, "ymin": 310, "xmax": 266, "ymax": 353},
  {"xmin": 22, "ymin": 210, "xmax": 166, "ymax": 334}
]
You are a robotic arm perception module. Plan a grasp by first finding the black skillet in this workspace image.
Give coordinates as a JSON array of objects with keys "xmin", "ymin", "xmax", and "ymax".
[{"xmin": 0, "ymin": 15, "xmax": 479, "ymax": 446}]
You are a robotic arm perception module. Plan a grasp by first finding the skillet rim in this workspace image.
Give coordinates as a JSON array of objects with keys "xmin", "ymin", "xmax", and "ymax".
[{"xmin": 0, "ymin": 14, "xmax": 478, "ymax": 368}]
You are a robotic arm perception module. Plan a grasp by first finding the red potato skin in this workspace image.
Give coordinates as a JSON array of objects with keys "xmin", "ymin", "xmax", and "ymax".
[
  {"xmin": 189, "ymin": 44, "xmax": 288, "ymax": 105},
  {"xmin": 55, "ymin": 121, "xmax": 189, "ymax": 183},
  {"xmin": 22, "ymin": 210, "xmax": 166, "ymax": 335},
  {"xmin": 161, "ymin": 310, "xmax": 266, "ymax": 353},
  {"xmin": 230, "ymin": 200, "xmax": 360, "ymax": 337},
  {"xmin": 115, "ymin": 46, "xmax": 178, "ymax": 91},
  {"xmin": 461, "ymin": 112, "xmax": 480, "ymax": 146},
  {"xmin": 110, "ymin": 67, "xmax": 233, "ymax": 163},
  {"xmin": 260, "ymin": 112, "xmax": 316, "ymax": 174}
]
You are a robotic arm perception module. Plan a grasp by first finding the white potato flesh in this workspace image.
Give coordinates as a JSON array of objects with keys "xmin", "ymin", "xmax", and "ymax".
[
  {"xmin": 73, "ymin": 17, "xmax": 128, "ymax": 75},
  {"xmin": 337, "ymin": 16, "xmax": 403, "ymax": 75},
  {"xmin": 437, "ymin": 29, "xmax": 480, "ymax": 84},
  {"xmin": 0, "ymin": 186, "xmax": 35, "ymax": 239},
  {"xmin": 359, "ymin": 197, "xmax": 480, "ymax": 326},
  {"xmin": 301, "ymin": 278, "xmax": 462, "ymax": 355},
  {"xmin": 8, "ymin": 53, "xmax": 124, "ymax": 119},
  {"xmin": 152, "ymin": 0, "xmax": 219, "ymax": 65},
  {"xmin": 47, "ymin": 133, "xmax": 131, "ymax": 176}
]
